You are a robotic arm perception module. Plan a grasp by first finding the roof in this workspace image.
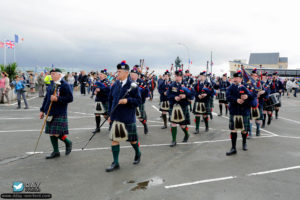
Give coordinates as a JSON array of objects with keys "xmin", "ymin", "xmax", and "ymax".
[
  {"xmin": 249, "ymin": 53, "xmax": 279, "ymax": 65},
  {"xmin": 279, "ymin": 57, "xmax": 288, "ymax": 63}
]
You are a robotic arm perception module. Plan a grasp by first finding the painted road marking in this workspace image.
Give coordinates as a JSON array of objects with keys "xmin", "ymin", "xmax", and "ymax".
[{"xmin": 165, "ymin": 165, "xmax": 300, "ymax": 189}]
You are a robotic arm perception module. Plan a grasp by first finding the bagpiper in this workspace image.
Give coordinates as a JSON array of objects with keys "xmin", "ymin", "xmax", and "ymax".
[
  {"xmin": 215, "ymin": 73, "xmax": 231, "ymax": 116},
  {"xmin": 270, "ymin": 72, "xmax": 284, "ymax": 119},
  {"xmin": 106, "ymin": 60, "xmax": 142, "ymax": 172},
  {"xmin": 130, "ymin": 67, "xmax": 150, "ymax": 134},
  {"xmin": 92, "ymin": 69, "xmax": 111, "ymax": 134},
  {"xmin": 167, "ymin": 69, "xmax": 192, "ymax": 147},
  {"xmin": 226, "ymin": 70, "xmax": 254, "ymax": 156},
  {"xmin": 158, "ymin": 70, "xmax": 171, "ymax": 129},
  {"xmin": 192, "ymin": 71, "xmax": 210, "ymax": 134},
  {"xmin": 40, "ymin": 68, "xmax": 73, "ymax": 159}
]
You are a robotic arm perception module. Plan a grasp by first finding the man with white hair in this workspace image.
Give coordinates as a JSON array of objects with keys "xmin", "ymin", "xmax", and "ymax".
[{"xmin": 40, "ymin": 68, "xmax": 73, "ymax": 159}]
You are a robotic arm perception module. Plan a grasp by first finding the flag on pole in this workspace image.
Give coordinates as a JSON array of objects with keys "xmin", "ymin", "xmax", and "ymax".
[
  {"xmin": 15, "ymin": 34, "xmax": 19, "ymax": 43},
  {"xmin": 5, "ymin": 40, "xmax": 15, "ymax": 49},
  {"xmin": 0, "ymin": 42, "xmax": 4, "ymax": 48}
]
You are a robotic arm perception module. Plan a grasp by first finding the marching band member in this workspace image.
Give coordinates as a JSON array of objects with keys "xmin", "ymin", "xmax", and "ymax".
[
  {"xmin": 215, "ymin": 73, "xmax": 231, "ymax": 116},
  {"xmin": 270, "ymin": 72, "xmax": 284, "ymax": 119},
  {"xmin": 40, "ymin": 68, "xmax": 73, "ymax": 159},
  {"xmin": 92, "ymin": 69, "xmax": 111, "ymax": 134},
  {"xmin": 130, "ymin": 67, "xmax": 150, "ymax": 134},
  {"xmin": 192, "ymin": 71, "xmax": 210, "ymax": 134},
  {"xmin": 226, "ymin": 70, "xmax": 254, "ymax": 156},
  {"xmin": 158, "ymin": 70, "xmax": 171, "ymax": 129},
  {"xmin": 167, "ymin": 70, "xmax": 192, "ymax": 147},
  {"xmin": 106, "ymin": 61, "xmax": 142, "ymax": 172}
]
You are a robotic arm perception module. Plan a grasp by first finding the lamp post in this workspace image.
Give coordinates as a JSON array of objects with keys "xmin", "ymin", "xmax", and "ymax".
[{"xmin": 177, "ymin": 42, "xmax": 191, "ymax": 71}]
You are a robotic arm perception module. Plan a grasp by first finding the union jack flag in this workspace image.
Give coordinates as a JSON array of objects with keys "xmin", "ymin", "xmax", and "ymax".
[{"xmin": 5, "ymin": 40, "xmax": 15, "ymax": 49}]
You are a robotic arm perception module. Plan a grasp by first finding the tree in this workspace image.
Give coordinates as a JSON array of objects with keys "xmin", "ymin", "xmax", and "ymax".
[
  {"xmin": 0, "ymin": 62, "xmax": 18, "ymax": 82},
  {"xmin": 175, "ymin": 56, "xmax": 182, "ymax": 71}
]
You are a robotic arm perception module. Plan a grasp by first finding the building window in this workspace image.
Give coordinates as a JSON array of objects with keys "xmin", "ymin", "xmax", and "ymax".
[{"xmin": 279, "ymin": 65, "xmax": 283, "ymax": 69}]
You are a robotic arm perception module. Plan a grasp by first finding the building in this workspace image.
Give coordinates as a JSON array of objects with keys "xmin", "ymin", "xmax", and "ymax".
[{"xmin": 229, "ymin": 52, "xmax": 288, "ymax": 76}]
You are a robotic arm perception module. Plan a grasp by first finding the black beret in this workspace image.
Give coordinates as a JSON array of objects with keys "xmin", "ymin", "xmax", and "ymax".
[
  {"xmin": 233, "ymin": 70, "xmax": 242, "ymax": 78},
  {"xmin": 117, "ymin": 60, "xmax": 129, "ymax": 71},
  {"xmin": 175, "ymin": 70, "xmax": 183, "ymax": 76},
  {"xmin": 100, "ymin": 69, "xmax": 108, "ymax": 75}
]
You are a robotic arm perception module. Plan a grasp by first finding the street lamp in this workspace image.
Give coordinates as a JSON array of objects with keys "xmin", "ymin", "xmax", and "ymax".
[{"xmin": 177, "ymin": 42, "xmax": 191, "ymax": 71}]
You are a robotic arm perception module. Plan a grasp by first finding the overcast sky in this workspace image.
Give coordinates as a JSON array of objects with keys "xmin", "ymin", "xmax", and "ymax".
[{"xmin": 0, "ymin": 0, "xmax": 299, "ymax": 75}]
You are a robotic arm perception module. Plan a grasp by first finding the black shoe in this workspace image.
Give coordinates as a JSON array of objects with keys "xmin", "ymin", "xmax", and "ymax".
[
  {"xmin": 256, "ymin": 130, "xmax": 260, "ymax": 136},
  {"xmin": 205, "ymin": 127, "xmax": 209, "ymax": 132},
  {"xmin": 92, "ymin": 127, "xmax": 100, "ymax": 134},
  {"xmin": 133, "ymin": 153, "xmax": 141, "ymax": 165},
  {"xmin": 170, "ymin": 141, "xmax": 177, "ymax": 147},
  {"xmin": 261, "ymin": 124, "xmax": 265, "ymax": 128},
  {"xmin": 24, "ymin": 107, "xmax": 29, "ymax": 109},
  {"xmin": 65, "ymin": 141, "xmax": 72, "ymax": 155},
  {"xmin": 226, "ymin": 148, "xmax": 237, "ymax": 156},
  {"xmin": 218, "ymin": 113, "xmax": 222, "ymax": 116},
  {"xmin": 106, "ymin": 162, "xmax": 120, "ymax": 172},
  {"xmin": 17, "ymin": 107, "xmax": 21, "ymax": 109},
  {"xmin": 182, "ymin": 135, "xmax": 189, "ymax": 142},
  {"xmin": 144, "ymin": 124, "xmax": 148, "ymax": 134},
  {"xmin": 194, "ymin": 129, "xmax": 200, "ymax": 134},
  {"xmin": 161, "ymin": 125, "xmax": 167, "ymax": 129},
  {"xmin": 46, "ymin": 152, "xmax": 60, "ymax": 159},
  {"xmin": 243, "ymin": 143, "xmax": 248, "ymax": 151}
]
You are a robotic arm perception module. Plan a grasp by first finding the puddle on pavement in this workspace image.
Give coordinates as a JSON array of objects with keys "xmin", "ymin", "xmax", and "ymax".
[{"xmin": 129, "ymin": 176, "xmax": 165, "ymax": 191}]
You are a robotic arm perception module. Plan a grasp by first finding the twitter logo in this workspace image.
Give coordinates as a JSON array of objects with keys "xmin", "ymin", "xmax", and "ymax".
[{"xmin": 13, "ymin": 182, "xmax": 24, "ymax": 192}]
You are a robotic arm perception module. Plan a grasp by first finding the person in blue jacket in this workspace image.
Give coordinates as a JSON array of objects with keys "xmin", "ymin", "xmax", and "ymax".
[
  {"xmin": 192, "ymin": 71, "xmax": 210, "ymax": 134},
  {"xmin": 167, "ymin": 69, "xmax": 192, "ymax": 147},
  {"xmin": 214, "ymin": 73, "xmax": 231, "ymax": 116},
  {"xmin": 106, "ymin": 60, "xmax": 142, "ymax": 172},
  {"xmin": 261, "ymin": 72, "xmax": 271, "ymax": 128},
  {"xmin": 158, "ymin": 70, "xmax": 171, "ymax": 129},
  {"xmin": 40, "ymin": 68, "xmax": 73, "ymax": 159},
  {"xmin": 92, "ymin": 69, "xmax": 111, "ymax": 134},
  {"xmin": 193, "ymin": 81, "xmax": 213, "ymax": 134},
  {"xmin": 226, "ymin": 70, "xmax": 254, "ymax": 156},
  {"xmin": 270, "ymin": 72, "xmax": 284, "ymax": 119},
  {"xmin": 130, "ymin": 67, "xmax": 150, "ymax": 134}
]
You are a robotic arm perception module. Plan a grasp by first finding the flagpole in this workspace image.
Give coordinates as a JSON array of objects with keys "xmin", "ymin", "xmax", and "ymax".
[
  {"xmin": 210, "ymin": 51, "xmax": 213, "ymax": 74},
  {"xmin": 14, "ymin": 45, "xmax": 16, "ymax": 63},
  {"xmin": 4, "ymin": 41, "xmax": 6, "ymax": 66}
]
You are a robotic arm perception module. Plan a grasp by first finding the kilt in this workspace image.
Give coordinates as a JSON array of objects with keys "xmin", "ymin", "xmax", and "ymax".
[
  {"xmin": 45, "ymin": 115, "xmax": 69, "ymax": 135},
  {"xmin": 209, "ymin": 98, "xmax": 214, "ymax": 108},
  {"xmin": 193, "ymin": 101, "xmax": 211, "ymax": 115},
  {"xmin": 95, "ymin": 101, "xmax": 109, "ymax": 115},
  {"xmin": 159, "ymin": 101, "xmax": 170, "ymax": 112},
  {"xmin": 229, "ymin": 114, "xmax": 250, "ymax": 132},
  {"xmin": 169, "ymin": 105, "xmax": 190, "ymax": 125},
  {"xmin": 137, "ymin": 104, "xmax": 147, "ymax": 120},
  {"xmin": 219, "ymin": 100, "xmax": 228, "ymax": 104},
  {"xmin": 250, "ymin": 107, "xmax": 263, "ymax": 120},
  {"xmin": 263, "ymin": 99, "xmax": 274, "ymax": 112}
]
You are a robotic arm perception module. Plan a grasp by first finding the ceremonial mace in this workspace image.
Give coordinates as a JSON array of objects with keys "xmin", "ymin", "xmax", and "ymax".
[
  {"xmin": 81, "ymin": 82, "xmax": 138, "ymax": 150},
  {"xmin": 33, "ymin": 82, "xmax": 60, "ymax": 154}
]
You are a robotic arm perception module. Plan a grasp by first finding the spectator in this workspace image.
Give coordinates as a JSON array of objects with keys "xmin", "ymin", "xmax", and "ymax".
[
  {"xmin": 0, "ymin": 72, "xmax": 11, "ymax": 104},
  {"xmin": 292, "ymin": 79, "xmax": 299, "ymax": 97},
  {"xmin": 11, "ymin": 75, "xmax": 29, "ymax": 109},
  {"xmin": 37, "ymin": 72, "xmax": 45, "ymax": 97},
  {"xmin": 286, "ymin": 79, "xmax": 293, "ymax": 97},
  {"xmin": 68, "ymin": 73, "xmax": 75, "ymax": 92}
]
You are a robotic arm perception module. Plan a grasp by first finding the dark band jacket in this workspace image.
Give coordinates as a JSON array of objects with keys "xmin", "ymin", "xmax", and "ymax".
[
  {"xmin": 137, "ymin": 79, "xmax": 150, "ymax": 103},
  {"xmin": 158, "ymin": 80, "xmax": 171, "ymax": 102},
  {"xmin": 167, "ymin": 81, "xmax": 192, "ymax": 108},
  {"xmin": 95, "ymin": 78, "xmax": 111, "ymax": 103}
]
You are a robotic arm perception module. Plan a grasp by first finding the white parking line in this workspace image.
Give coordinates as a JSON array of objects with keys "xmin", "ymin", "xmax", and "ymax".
[
  {"xmin": 165, "ymin": 176, "xmax": 237, "ymax": 189},
  {"xmin": 278, "ymin": 117, "xmax": 300, "ymax": 125},
  {"xmin": 247, "ymin": 165, "xmax": 300, "ymax": 176},
  {"xmin": 165, "ymin": 165, "xmax": 300, "ymax": 189},
  {"xmin": 152, "ymin": 105, "xmax": 160, "ymax": 112}
]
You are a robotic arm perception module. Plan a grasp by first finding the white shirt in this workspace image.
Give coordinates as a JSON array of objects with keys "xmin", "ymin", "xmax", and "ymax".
[{"xmin": 120, "ymin": 78, "xmax": 128, "ymax": 87}]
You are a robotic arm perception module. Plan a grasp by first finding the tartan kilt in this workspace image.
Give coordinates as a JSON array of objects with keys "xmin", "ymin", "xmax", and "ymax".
[
  {"xmin": 193, "ymin": 101, "xmax": 211, "ymax": 115},
  {"xmin": 126, "ymin": 123, "xmax": 138, "ymax": 142},
  {"xmin": 169, "ymin": 105, "xmax": 190, "ymax": 125},
  {"xmin": 219, "ymin": 100, "xmax": 228, "ymax": 104},
  {"xmin": 137, "ymin": 104, "xmax": 147, "ymax": 120},
  {"xmin": 250, "ymin": 106, "xmax": 263, "ymax": 120},
  {"xmin": 263, "ymin": 99, "xmax": 274, "ymax": 112},
  {"xmin": 229, "ymin": 114, "xmax": 251, "ymax": 132},
  {"xmin": 210, "ymin": 97, "xmax": 214, "ymax": 108},
  {"xmin": 45, "ymin": 115, "xmax": 69, "ymax": 135},
  {"xmin": 159, "ymin": 101, "xmax": 170, "ymax": 112},
  {"xmin": 95, "ymin": 101, "xmax": 109, "ymax": 115}
]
